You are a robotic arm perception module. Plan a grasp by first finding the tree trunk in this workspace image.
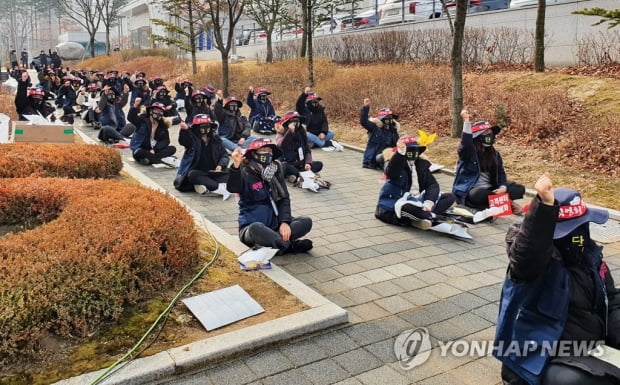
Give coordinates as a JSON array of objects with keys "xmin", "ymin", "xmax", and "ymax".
[
  {"xmin": 106, "ymin": 25, "xmax": 111, "ymax": 55},
  {"xmin": 221, "ymin": 53, "xmax": 230, "ymax": 97},
  {"xmin": 90, "ymin": 35, "xmax": 96, "ymax": 58},
  {"xmin": 534, "ymin": 0, "xmax": 546, "ymax": 72},
  {"xmin": 450, "ymin": 0, "xmax": 468, "ymax": 138},
  {"xmin": 300, "ymin": 0, "xmax": 308, "ymax": 58},
  {"xmin": 266, "ymin": 34, "xmax": 273, "ymax": 63},
  {"xmin": 187, "ymin": 0, "xmax": 197, "ymax": 74}
]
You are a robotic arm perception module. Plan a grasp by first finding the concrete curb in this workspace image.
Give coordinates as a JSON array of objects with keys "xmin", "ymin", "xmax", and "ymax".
[{"xmin": 54, "ymin": 130, "xmax": 348, "ymax": 385}]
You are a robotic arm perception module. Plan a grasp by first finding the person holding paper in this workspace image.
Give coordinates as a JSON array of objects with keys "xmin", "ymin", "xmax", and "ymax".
[
  {"xmin": 227, "ymin": 139, "xmax": 313, "ymax": 255},
  {"xmin": 452, "ymin": 109, "xmax": 525, "ymax": 215},
  {"xmin": 495, "ymin": 173, "xmax": 620, "ymax": 385},
  {"xmin": 275, "ymin": 111, "xmax": 323, "ymax": 186},
  {"xmin": 375, "ymin": 136, "xmax": 455, "ymax": 230}
]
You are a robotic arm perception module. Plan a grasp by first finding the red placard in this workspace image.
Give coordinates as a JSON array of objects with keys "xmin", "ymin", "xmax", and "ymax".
[{"xmin": 488, "ymin": 193, "xmax": 513, "ymax": 217}]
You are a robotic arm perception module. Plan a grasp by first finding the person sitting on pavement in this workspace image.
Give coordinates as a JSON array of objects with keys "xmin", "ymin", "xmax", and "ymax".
[
  {"xmin": 217, "ymin": 96, "xmax": 257, "ymax": 151},
  {"xmin": 14, "ymin": 72, "xmax": 55, "ymax": 121},
  {"xmin": 76, "ymin": 82, "xmax": 101, "ymax": 129},
  {"xmin": 174, "ymin": 78, "xmax": 193, "ymax": 106},
  {"xmin": 96, "ymin": 85, "xmax": 134, "ymax": 143},
  {"xmin": 247, "ymin": 86, "xmax": 277, "ymax": 134},
  {"xmin": 129, "ymin": 76, "xmax": 151, "ymax": 106},
  {"xmin": 173, "ymin": 114, "xmax": 230, "ymax": 199},
  {"xmin": 55, "ymin": 75, "xmax": 81, "ymax": 124},
  {"xmin": 376, "ymin": 136, "xmax": 456, "ymax": 230},
  {"xmin": 452, "ymin": 109, "xmax": 525, "ymax": 215},
  {"xmin": 128, "ymin": 101, "xmax": 176, "ymax": 165},
  {"xmin": 275, "ymin": 111, "xmax": 324, "ymax": 186},
  {"xmin": 359, "ymin": 98, "xmax": 399, "ymax": 170},
  {"xmin": 152, "ymin": 85, "xmax": 181, "ymax": 125},
  {"xmin": 227, "ymin": 139, "xmax": 314, "ymax": 255},
  {"xmin": 185, "ymin": 90, "xmax": 216, "ymax": 124},
  {"xmin": 494, "ymin": 172, "xmax": 620, "ymax": 385},
  {"xmin": 295, "ymin": 88, "xmax": 341, "ymax": 151}
]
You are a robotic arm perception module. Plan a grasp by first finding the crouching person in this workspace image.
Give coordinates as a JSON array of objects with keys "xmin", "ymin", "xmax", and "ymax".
[
  {"xmin": 227, "ymin": 139, "xmax": 313, "ymax": 255},
  {"xmin": 494, "ymin": 172, "xmax": 620, "ymax": 385},
  {"xmin": 128, "ymin": 101, "xmax": 176, "ymax": 165},
  {"xmin": 375, "ymin": 136, "xmax": 455, "ymax": 230}
]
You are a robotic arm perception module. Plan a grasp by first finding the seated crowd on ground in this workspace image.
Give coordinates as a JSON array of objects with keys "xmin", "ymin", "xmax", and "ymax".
[{"xmin": 12, "ymin": 62, "xmax": 619, "ymax": 385}]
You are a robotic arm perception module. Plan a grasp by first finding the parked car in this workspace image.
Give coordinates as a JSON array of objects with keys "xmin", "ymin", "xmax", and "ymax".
[
  {"xmin": 378, "ymin": 0, "xmax": 444, "ymax": 25},
  {"xmin": 314, "ymin": 16, "xmax": 344, "ymax": 35},
  {"xmin": 353, "ymin": 10, "xmax": 380, "ymax": 29}
]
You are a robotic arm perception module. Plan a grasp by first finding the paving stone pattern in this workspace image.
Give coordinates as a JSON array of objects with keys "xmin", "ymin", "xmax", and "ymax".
[{"xmin": 78, "ymin": 125, "xmax": 620, "ymax": 385}]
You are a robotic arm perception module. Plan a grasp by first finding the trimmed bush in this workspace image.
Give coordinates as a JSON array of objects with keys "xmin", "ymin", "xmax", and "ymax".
[
  {"xmin": 0, "ymin": 178, "xmax": 201, "ymax": 362},
  {"xmin": 0, "ymin": 144, "xmax": 122, "ymax": 178}
]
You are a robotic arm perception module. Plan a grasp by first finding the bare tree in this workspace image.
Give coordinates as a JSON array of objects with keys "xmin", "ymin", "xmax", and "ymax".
[
  {"xmin": 0, "ymin": 0, "xmax": 36, "ymax": 55},
  {"xmin": 98, "ymin": 0, "xmax": 128, "ymax": 55},
  {"xmin": 534, "ymin": 0, "xmax": 545, "ymax": 72},
  {"xmin": 242, "ymin": 0, "xmax": 288, "ymax": 63},
  {"xmin": 202, "ymin": 0, "xmax": 244, "ymax": 96},
  {"xmin": 450, "ymin": 0, "xmax": 468, "ymax": 138},
  {"xmin": 51, "ymin": 0, "xmax": 102, "ymax": 58}
]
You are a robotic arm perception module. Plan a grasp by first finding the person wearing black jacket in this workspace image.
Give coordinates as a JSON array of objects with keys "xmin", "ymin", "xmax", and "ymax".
[
  {"xmin": 14, "ymin": 72, "xmax": 55, "ymax": 121},
  {"xmin": 295, "ymin": 88, "xmax": 337, "ymax": 149},
  {"xmin": 227, "ymin": 139, "xmax": 313, "ymax": 255},
  {"xmin": 173, "ymin": 114, "xmax": 230, "ymax": 198},
  {"xmin": 359, "ymin": 98, "xmax": 399, "ymax": 170},
  {"xmin": 375, "ymin": 136, "xmax": 455, "ymax": 230},
  {"xmin": 128, "ymin": 101, "xmax": 176, "ymax": 165},
  {"xmin": 494, "ymin": 173, "xmax": 620, "ymax": 385}
]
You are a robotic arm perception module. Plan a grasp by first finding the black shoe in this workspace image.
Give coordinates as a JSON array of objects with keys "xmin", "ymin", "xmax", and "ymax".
[
  {"xmin": 290, "ymin": 239, "xmax": 313, "ymax": 253},
  {"xmin": 138, "ymin": 158, "xmax": 151, "ymax": 165},
  {"xmin": 324, "ymin": 140, "xmax": 333, "ymax": 147}
]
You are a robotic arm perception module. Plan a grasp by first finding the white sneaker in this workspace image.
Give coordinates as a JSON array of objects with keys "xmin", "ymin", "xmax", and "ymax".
[
  {"xmin": 214, "ymin": 183, "xmax": 231, "ymax": 201},
  {"xmin": 332, "ymin": 140, "xmax": 344, "ymax": 152},
  {"xmin": 473, "ymin": 206, "xmax": 503, "ymax": 223},
  {"xmin": 194, "ymin": 185, "xmax": 207, "ymax": 195}
]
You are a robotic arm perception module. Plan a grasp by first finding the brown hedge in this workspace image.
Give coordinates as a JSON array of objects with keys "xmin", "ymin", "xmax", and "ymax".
[
  {"xmin": 0, "ymin": 143, "xmax": 123, "ymax": 178},
  {"xmin": 0, "ymin": 178, "xmax": 201, "ymax": 362}
]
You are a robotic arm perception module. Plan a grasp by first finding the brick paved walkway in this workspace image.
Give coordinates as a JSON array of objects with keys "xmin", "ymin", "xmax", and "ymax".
[{"xmin": 77, "ymin": 125, "xmax": 620, "ymax": 385}]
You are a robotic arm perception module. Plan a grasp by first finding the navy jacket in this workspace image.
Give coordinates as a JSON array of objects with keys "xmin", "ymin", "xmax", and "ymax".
[
  {"xmin": 174, "ymin": 129, "xmax": 230, "ymax": 192},
  {"xmin": 494, "ymin": 197, "xmax": 619, "ymax": 384},
  {"xmin": 452, "ymin": 128, "xmax": 508, "ymax": 204},
  {"xmin": 128, "ymin": 107, "xmax": 172, "ymax": 152},
  {"xmin": 246, "ymin": 90, "xmax": 275, "ymax": 122},
  {"xmin": 227, "ymin": 161, "xmax": 292, "ymax": 232}
]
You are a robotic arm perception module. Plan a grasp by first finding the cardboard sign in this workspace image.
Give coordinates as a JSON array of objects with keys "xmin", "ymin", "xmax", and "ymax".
[
  {"xmin": 488, "ymin": 192, "xmax": 512, "ymax": 217},
  {"xmin": 13, "ymin": 122, "xmax": 75, "ymax": 144}
]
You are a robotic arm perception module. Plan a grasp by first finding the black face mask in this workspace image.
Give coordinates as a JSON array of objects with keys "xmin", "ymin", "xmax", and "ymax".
[
  {"xmin": 479, "ymin": 133, "xmax": 495, "ymax": 147},
  {"xmin": 136, "ymin": 82, "xmax": 145, "ymax": 88},
  {"xmin": 257, "ymin": 95, "xmax": 267, "ymax": 103},
  {"xmin": 157, "ymin": 92, "xmax": 166, "ymax": 100},
  {"xmin": 382, "ymin": 118, "xmax": 393, "ymax": 126},
  {"xmin": 227, "ymin": 104, "xmax": 238, "ymax": 112},
  {"xmin": 107, "ymin": 93, "xmax": 116, "ymax": 102},
  {"xmin": 151, "ymin": 112, "xmax": 163, "ymax": 121},
  {"xmin": 554, "ymin": 223, "xmax": 591, "ymax": 265},
  {"xmin": 405, "ymin": 147, "xmax": 419, "ymax": 160},
  {"xmin": 193, "ymin": 98, "xmax": 204, "ymax": 105},
  {"xmin": 90, "ymin": 92, "xmax": 98, "ymax": 98},
  {"xmin": 34, "ymin": 99, "xmax": 44, "ymax": 107},
  {"xmin": 255, "ymin": 152, "xmax": 272, "ymax": 166}
]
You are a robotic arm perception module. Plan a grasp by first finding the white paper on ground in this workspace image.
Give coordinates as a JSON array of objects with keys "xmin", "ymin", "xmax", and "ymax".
[
  {"xmin": 23, "ymin": 114, "xmax": 50, "ymax": 124},
  {"xmin": 182, "ymin": 284, "xmax": 264, "ymax": 331},
  {"xmin": 237, "ymin": 247, "xmax": 279, "ymax": 266}
]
